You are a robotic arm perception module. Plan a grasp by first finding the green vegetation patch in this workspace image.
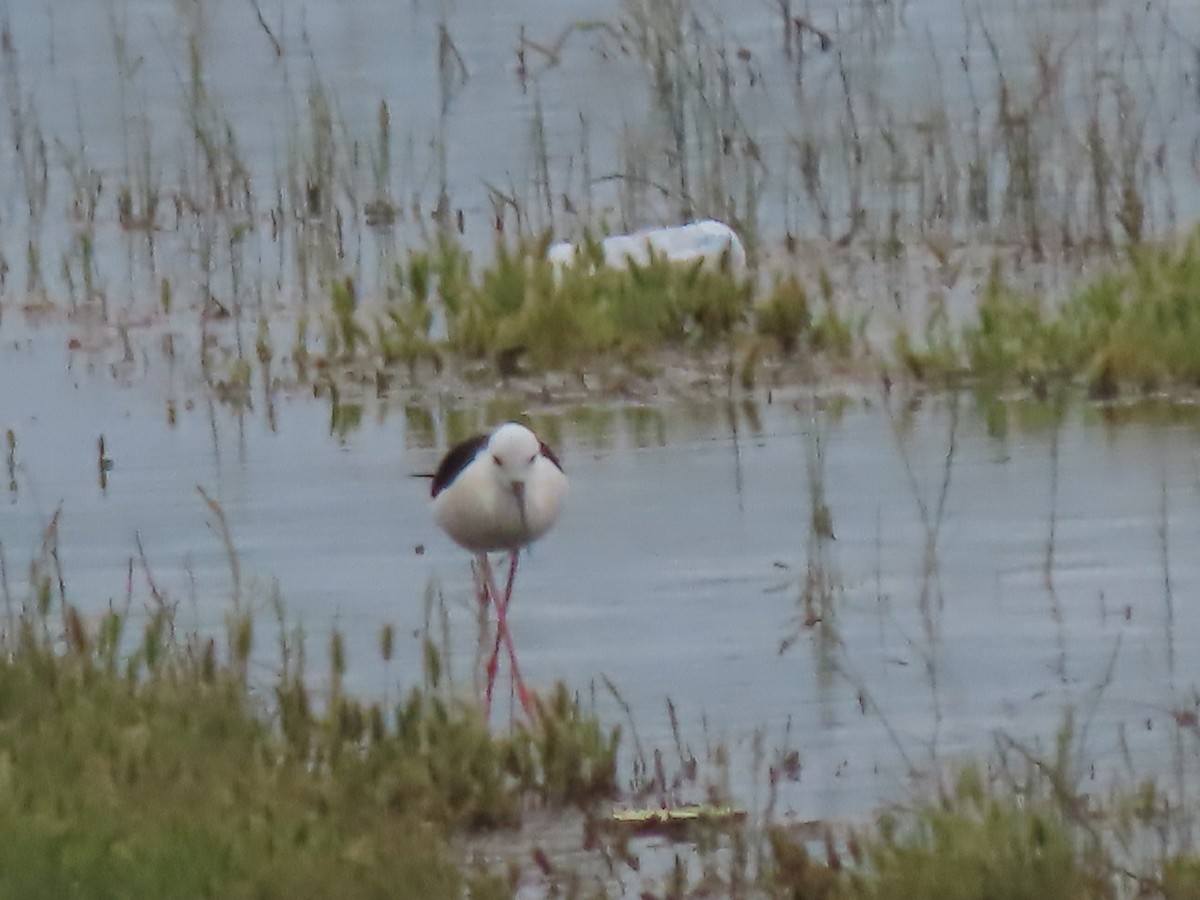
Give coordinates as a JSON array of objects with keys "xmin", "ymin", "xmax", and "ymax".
[
  {"xmin": 767, "ymin": 765, "xmax": 1115, "ymax": 900},
  {"xmin": 0, "ymin": 594, "xmax": 617, "ymax": 899},
  {"xmin": 434, "ymin": 237, "xmax": 753, "ymax": 371},
  {"xmin": 853, "ymin": 767, "xmax": 1110, "ymax": 900},
  {"xmin": 313, "ymin": 237, "xmax": 859, "ymax": 389},
  {"xmin": 0, "ymin": 641, "xmax": 455, "ymax": 898},
  {"xmin": 948, "ymin": 228, "xmax": 1200, "ymax": 397}
]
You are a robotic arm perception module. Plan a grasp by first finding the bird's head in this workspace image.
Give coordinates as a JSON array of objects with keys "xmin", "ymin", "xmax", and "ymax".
[{"xmin": 486, "ymin": 423, "xmax": 542, "ymax": 525}]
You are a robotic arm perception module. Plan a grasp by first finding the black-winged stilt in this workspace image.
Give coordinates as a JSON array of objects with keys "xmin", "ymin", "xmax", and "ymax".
[{"xmin": 431, "ymin": 422, "xmax": 567, "ymax": 718}]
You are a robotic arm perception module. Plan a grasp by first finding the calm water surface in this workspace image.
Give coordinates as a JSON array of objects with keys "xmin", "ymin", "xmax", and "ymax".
[
  {"xmin": 3, "ymin": 325, "xmax": 1200, "ymax": 821},
  {"xmin": 2, "ymin": 0, "xmax": 1199, "ymax": 306},
  {"xmin": 2, "ymin": 0, "xmax": 1200, "ymax": 826}
]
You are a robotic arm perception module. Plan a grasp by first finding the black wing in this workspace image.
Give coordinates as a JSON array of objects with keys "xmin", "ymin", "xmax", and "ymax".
[
  {"xmin": 539, "ymin": 441, "xmax": 564, "ymax": 472},
  {"xmin": 431, "ymin": 433, "xmax": 488, "ymax": 497}
]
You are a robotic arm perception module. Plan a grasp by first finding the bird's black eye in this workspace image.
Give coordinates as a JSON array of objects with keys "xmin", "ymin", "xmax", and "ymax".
[
  {"xmin": 492, "ymin": 454, "xmax": 502, "ymax": 466},
  {"xmin": 528, "ymin": 453, "xmax": 537, "ymax": 465}
]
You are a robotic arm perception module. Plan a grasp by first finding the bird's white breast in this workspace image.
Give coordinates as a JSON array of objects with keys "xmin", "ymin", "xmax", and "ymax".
[
  {"xmin": 524, "ymin": 456, "xmax": 568, "ymax": 542},
  {"xmin": 433, "ymin": 455, "xmax": 566, "ymax": 553}
]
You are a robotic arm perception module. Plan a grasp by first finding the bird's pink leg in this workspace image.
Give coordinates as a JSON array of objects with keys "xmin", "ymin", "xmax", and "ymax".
[
  {"xmin": 473, "ymin": 554, "xmax": 499, "ymax": 700},
  {"xmin": 483, "ymin": 551, "xmax": 535, "ymax": 719},
  {"xmin": 479, "ymin": 558, "xmax": 503, "ymax": 711},
  {"xmin": 487, "ymin": 551, "xmax": 519, "ymax": 674}
]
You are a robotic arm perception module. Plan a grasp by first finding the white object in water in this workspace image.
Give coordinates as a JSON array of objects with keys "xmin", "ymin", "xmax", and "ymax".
[{"xmin": 547, "ymin": 219, "xmax": 747, "ymax": 276}]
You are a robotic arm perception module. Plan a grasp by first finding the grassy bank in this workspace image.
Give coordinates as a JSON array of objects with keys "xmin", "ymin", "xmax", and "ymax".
[
  {"xmin": 0, "ymin": 524, "xmax": 618, "ymax": 898},
  {"xmin": 292, "ymin": 224, "xmax": 1200, "ymax": 414},
  {"xmin": 891, "ymin": 226, "xmax": 1200, "ymax": 400},
  {"xmin": 9, "ymin": 600, "xmax": 1200, "ymax": 898},
  {"xmin": 4, "ymin": 518, "xmax": 1200, "ymax": 898},
  {"xmin": 304, "ymin": 235, "xmax": 854, "ymax": 394}
]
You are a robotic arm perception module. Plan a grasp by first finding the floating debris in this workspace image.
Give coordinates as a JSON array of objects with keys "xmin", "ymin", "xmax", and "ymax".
[
  {"xmin": 97, "ymin": 435, "xmax": 113, "ymax": 491},
  {"xmin": 602, "ymin": 804, "xmax": 748, "ymax": 839},
  {"xmin": 548, "ymin": 219, "xmax": 748, "ymax": 277}
]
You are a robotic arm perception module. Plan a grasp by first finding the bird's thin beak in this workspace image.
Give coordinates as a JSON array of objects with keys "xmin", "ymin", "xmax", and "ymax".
[{"xmin": 511, "ymin": 481, "xmax": 528, "ymax": 531}]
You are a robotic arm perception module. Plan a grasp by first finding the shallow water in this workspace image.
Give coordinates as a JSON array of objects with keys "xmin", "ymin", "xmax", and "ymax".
[
  {"xmin": 4, "ymin": 324, "xmax": 1200, "ymax": 822},
  {"xmin": 4, "ymin": 0, "xmax": 1200, "ymax": 829},
  {"xmin": 2, "ymin": 0, "xmax": 1199, "ymax": 311}
]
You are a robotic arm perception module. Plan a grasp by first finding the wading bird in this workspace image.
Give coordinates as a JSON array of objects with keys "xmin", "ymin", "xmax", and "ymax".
[{"xmin": 431, "ymin": 422, "xmax": 567, "ymax": 718}]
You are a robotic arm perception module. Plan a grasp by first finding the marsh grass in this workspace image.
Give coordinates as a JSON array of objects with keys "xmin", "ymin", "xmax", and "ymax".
[
  {"xmin": 613, "ymin": 699, "xmax": 1200, "ymax": 900},
  {"xmin": 753, "ymin": 270, "xmax": 859, "ymax": 367},
  {"xmin": 752, "ymin": 390, "xmax": 1200, "ymax": 900},
  {"xmin": 0, "ymin": 607, "xmax": 463, "ymax": 898},
  {"xmin": 1, "ymin": 0, "xmax": 1194, "ymax": 412},
  {"xmin": 363, "ymin": 236, "xmax": 757, "ymax": 380},
  {"xmin": 761, "ymin": 734, "xmax": 1200, "ymax": 900},
  {"xmin": 878, "ymin": 226, "xmax": 1200, "ymax": 399},
  {"xmin": 847, "ymin": 765, "xmax": 1112, "ymax": 900},
  {"xmin": 610, "ymin": 0, "xmax": 767, "ymax": 242},
  {"xmin": 12, "ymin": 425, "xmax": 1200, "ymax": 899},
  {"xmin": 765, "ymin": 764, "xmax": 1096, "ymax": 900},
  {"xmin": 588, "ymin": 704, "xmax": 1200, "ymax": 899},
  {"xmin": 1, "ymin": 10, "xmax": 50, "ymax": 302},
  {"xmin": 9, "ymin": 1, "xmax": 1200, "ymax": 893},
  {"xmin": 0, "ymin": 0, "xmax": 1192, "ymax": 327},
  {"xmin": 959, "ymin": 228, "xmax": 1200, "ymax": 396},
  {"xmin": 0, "ymin": 516, "xmax": 619, "ymax": 899},
  {"xmin": 291, "ymin": 233, "xmax": 873, "ymax": 408}
]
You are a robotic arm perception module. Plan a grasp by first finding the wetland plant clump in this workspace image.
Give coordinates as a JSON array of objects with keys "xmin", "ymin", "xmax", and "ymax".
[
  {"xmin": 0, "ymin": 609, "xmax": 457, "ymax": 898},
  {"xmin": 312, "ymin": 235, "xmax": 859, "ymax": 401},
  {"xmin": 1, "ymin": 0, "xmax": 1195, "ymax": 412},
  {"xmin": 895, "ymin": 226, "xmax": 1200, "ymax": 401},
  {"xmin": 9, "ymin": 515, "xmax": 1200, "ymax": 897},
  {"xmin": 425, "ymin": 236, "xmax": 754, "ymax": 373},
  {"xmin": 846, "ymin": 766, "xmax": 1112, "ymax": 900},
  {"xmin": 238, "ymin": 221, "xmax": 1200, "ymax": 412},
  {"xmin": 0, "ymin": 529, "xmax": 619, "ymax": 899},
  {"xmin": 764, "ymin": 752, "xmax": 1200, "ymax": 900}
]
